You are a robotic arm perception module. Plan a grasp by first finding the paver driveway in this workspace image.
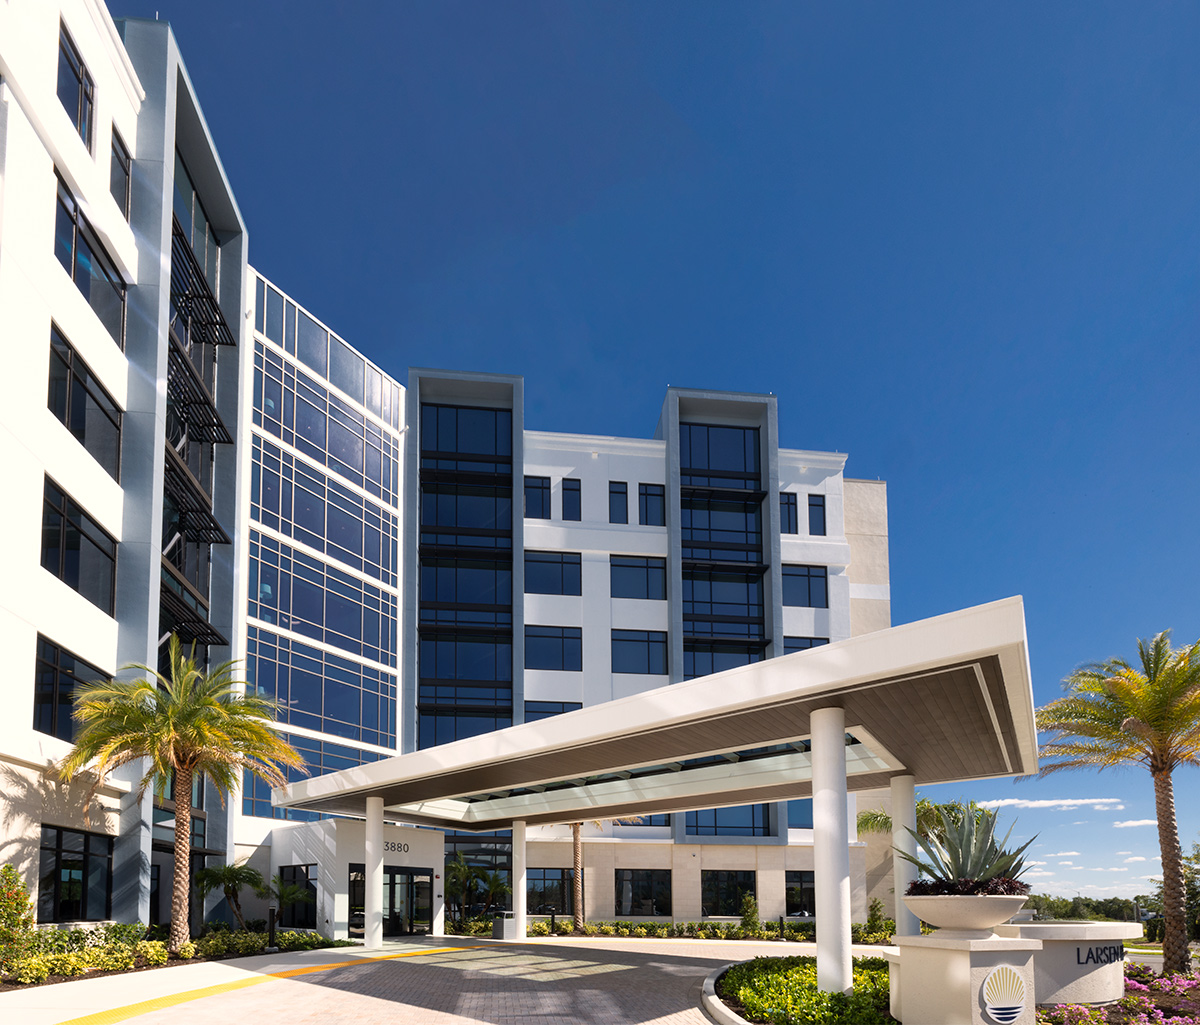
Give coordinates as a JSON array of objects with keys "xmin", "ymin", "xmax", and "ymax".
[{"xmin": 1, "ymin": 935, "xmax": 805, "ymax": 1025}]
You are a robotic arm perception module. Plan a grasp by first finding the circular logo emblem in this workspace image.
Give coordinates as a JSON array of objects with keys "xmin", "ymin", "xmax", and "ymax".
[{"xmin": 982, "ymin": 964, "xmax": 1026, "ymax": 1025}]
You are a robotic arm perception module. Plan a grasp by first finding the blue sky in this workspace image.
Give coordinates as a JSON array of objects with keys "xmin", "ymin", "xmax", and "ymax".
[{"xmin": 111, "ymin": 1, "xmax": 1200, "ymax": 899}]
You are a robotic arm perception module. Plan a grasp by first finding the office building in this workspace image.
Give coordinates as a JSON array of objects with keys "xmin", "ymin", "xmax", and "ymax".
[{"xmin": 0, "ymin": 0, "xmax": 894, "ymax": 937}]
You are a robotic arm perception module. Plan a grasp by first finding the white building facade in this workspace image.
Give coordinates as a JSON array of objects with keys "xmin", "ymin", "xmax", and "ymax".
[{"xmin": 0, "ymin": 1, "xmax": 894, "ymax": 939}]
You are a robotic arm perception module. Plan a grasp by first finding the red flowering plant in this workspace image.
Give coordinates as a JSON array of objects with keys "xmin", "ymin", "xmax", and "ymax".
[{"xmin": 0, "ymin": 864, "xmax": 36, "ymax": 972}]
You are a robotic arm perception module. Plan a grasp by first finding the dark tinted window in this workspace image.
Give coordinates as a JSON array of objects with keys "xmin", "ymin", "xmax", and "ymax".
[
  {"xmin": 808, "ymin": 495, "xmax": 826, "ymax": 536},
  {"xmin": 787, "ymin": 799, "xmax": 814, "ymax": 828},
  {"xmin": 41, "ymin": 478, "xmax": 116, "ymax": 614},
  {"xmin": 609, "ymin": 481, "xmax": 627, "ymax": 524},
  {"xmin": 38, "ymin": 825, "xmax": 112, "ymax": 923},
  {"xmin": 57, "ymin": 24, "xmax": 94, "ymax": 150},
  {"xmin": 783, "ymin": 636, "xmax": 829, "ymax": 654},
  {"xmin": 780, "ymin": 493, "xmax": 798, "ymax": 534},
  {"xmin": 524, "ymin": 476, "xmax": 550, "ymax": 519},
  {"xmin": 700, "ymin": 870, "xmax": 756, "ymax": 916},
  {"xmin": 610, "ymin": 556, "xmax": 666, "ymax": 600},
  {"xmin": 329, "ymin": 335, "xmax": 364, "ymax": 402},
  {"xmin": 782, "ymin": 565, "xmax": 828, "ymax": 608},
  {"xmin": 525, "ymin": 701, "xmax": 582, "ymax": 721},
  {"xmin": 680, "ymin": 423, "xmax": 760, "ymax": 488},
  {"xmin": 109, "ymin": 130, "xmax": 131, "ymax": 219},
  {"xmin": 612, "ymin": 630, "xmax": 667, "ymax": 674},
  {"xmin": 48, "ymin": 325, "xmax": 121, "ymax": 479},
  {"xmin": 786, "ymin": 870, "xmax": 816, "ymax": 917},
  {"xmin": 525, "ymin": 626, "xmax": 582, "ymax": 671},
  {"xmin": 525, "ymin": 551, "xmax": 581, "ymax": 595},
  {"xmin": 562, "ymin": 478, "xmax": 581, "ymax": 521},
  {"xmin": 639, "ymin": 483, "xmax": 665, "ymax": 526},
  {"xmin": 688, "ymin": 805, "xmax": 771, "ymax": 837},
  {"xmin": 615, "ymin": 869, "xmax": 672, "ymax": 917},
  {"xmin": 34, "ymin": 635, "xmax": 105, "ymax": 742}
]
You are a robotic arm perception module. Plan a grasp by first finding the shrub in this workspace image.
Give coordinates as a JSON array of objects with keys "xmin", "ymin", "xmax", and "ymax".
[
  {"xmin": 554, "ymin": 919, "xmax": 574, "ymax": 936},
  {"xmin": 12, "ymin": 954, "xmax": 51, "ymax": 984},
  {"xmin": 245, "ymin": 919, "xmax": 267, "ymax": 932},
  {"xmin": 176, "ymin": 940, "xmax": 197, "ymax": 959},
  {"xmin": 741, "ymin": 894, "xmax": 761, "ymax": 934},
  {"xmin": 45, "ymin": 951, "xmax": 89, "ymax": 977},
  {"xmin": 230, "ymin": 931, "xmax": 267, "ymax": 955},
  {"xmin": 88, "ymin": 946, "xmax": 136, "ymax": 972},
  {"xmin": 136, "ymin": 939, "xmax": 169, "ymax": 965},
  {"xmin": 0, "ymin": 865, "xmax": 36, "ymax": 971},
  {"xmin": 528, "ymin": 920, "xmax": 550, "ymax": 937},
  {"xmin": 196, "ymin": 932, "xmax": 230, "ymax": 958},
  {"xmin": 99, "ymin": 923, "xmax": 146, "ymax": 948},
  {"xmin": 718, "ymin": 955, "xmax": 893, "ymax": 1025}
]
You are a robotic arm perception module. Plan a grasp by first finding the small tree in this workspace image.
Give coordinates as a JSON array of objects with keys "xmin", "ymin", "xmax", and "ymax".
[
  {"xmin": 194, "ymin": 861, "xmax": 265, "ymax": 931},
  {"xmin": 445, "ymin": 853, "xmax": 483, "ymax": 927},
  {"xmin": 478, "ymin": 870, "xmax": 512, "ymax": 916},
  {"xmin": 740, "ymin": 893, "xmax": 761, "ymax": 933},
  {"xmin": 0, "ymin": 865, "xmax": 35, "ymax": 971}
]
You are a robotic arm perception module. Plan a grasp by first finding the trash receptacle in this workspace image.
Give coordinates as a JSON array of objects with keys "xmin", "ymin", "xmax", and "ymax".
[{"xmin": 492, "ymin": 912, "xmax": 519, "ymax": 940}]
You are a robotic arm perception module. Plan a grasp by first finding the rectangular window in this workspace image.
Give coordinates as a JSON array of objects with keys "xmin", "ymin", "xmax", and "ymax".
[
  {"xmin": 808, "ymin": 495, "xmax": 826, "ymax": 536},
  {"xmin": 783, "ymin": 636, "xmax": 829, "ymax": 654},
  {"xmin": 57, "ymin": 23, "xmax": 94, "ymax": 150},
  {"xmin": 279, "ymin": 865, "xmax": 317, "ymax": 928},
  {"xmin": 562, "ymin": 478, "xmax": 581, "ymax": 521},
  {"xmin": 38, "ymin": 825, "xmax": 112, "ymax": 923},
  {"xmin": 524, "ymin": 476, "xmax": 551, "ymax": 519},
  {"xmin": 610, "ymin": 556, "xmax": 666, "ymax": 600},
  {"xmin": 782, "ymin": 565, "xmax": 828, "ymax": 608},
  {"xmin": 622, "ymin": 814, "xmax": 670, "ymax": 827},
  {"xmin": 615, "ymin": 869, "xmax": 672, "ymax": 917},
  {"xmin": 608, "ymin": 481, "xmax": 627, "ymax": 524},
  {"xmin": 684, "ymin": 643, "xmax": 763, "ymax": 680},
  {"xmin": 787, "ymin": 799, "xmax": 814, "ymax": 829},
  {"xmin": 611, "ymin": 630, "xmax": 667, "ymax": 675},
  {"xmin": 55, "ymin": 178, "xmax": 126, "ymax": 346},
  {"xmin": 700, "ymin": 870, "xmax": 756, "ymax": 917},
  {"xmin": 173, "ymin": 151, "xmax": 220, "ymax": 295},
  {"xmin": 638, "ymin": 483, "xmax": 665, "ymax": 526},
  {"xmin": 525, "ymin": 626, "xmax": 582, "ymax": 671},
  {"xmin": 524, "ymin": 700, "xmax": 582, "ymax": 721},
  {"xmin": 785, "ymin": 870, "xmax": 816, "ymax": 917},
  {"xmin": 34, "ymin": 635, "xmax": 105, "ymax": 742},
  {"xmin": 48, "ymin": 325, "xmax": 121, "ymax": 480},
  {"xmin": 524, "ymin": 551, "xmax": 581, "ymax": 595},
  {"xmin": 110, "ymin": 129, "xmax": 131, "ymax": 219},
  {"xmin": 780, "ymin": 493, "xmax": 798, "ymax": 534},
  {"xmin": 682, "ymin": 569, "xmax": 763, "ymax": 638},
  {"xmin": 41, "ymin": 478, "xmax": 116, "ymax": 615},
  {"xmin": 686, "ymin": 805, "xmax": 771, "ymax": 837},
  {"xmin": 680, "ymin": 423, "xmax": 761, "ymax": 489},
  {"xmin": 528, "ymin": 868, "xmax": 573, "ymax": 915}
]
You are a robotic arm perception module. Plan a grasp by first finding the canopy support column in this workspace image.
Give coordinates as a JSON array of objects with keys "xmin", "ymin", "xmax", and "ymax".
[
  {"xmin": 512, "ymin": 819, "xmax": 527, "ymax": 938},
  {"xmin": 365, "ymin": 796, "xmax": 383, "ymax": 949},
  {"xmin": 812, "ymin": 706, "xmax": 851, "ymax": 994},
  {"xmin": 891, "ymin": 773, "xmax": 920, "ymax": 936}
]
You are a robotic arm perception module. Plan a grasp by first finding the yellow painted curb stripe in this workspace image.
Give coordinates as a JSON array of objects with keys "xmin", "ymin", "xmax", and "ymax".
[{"xmin": 52, "ymin": 946, "xmax": 476, "ymax": 1025}]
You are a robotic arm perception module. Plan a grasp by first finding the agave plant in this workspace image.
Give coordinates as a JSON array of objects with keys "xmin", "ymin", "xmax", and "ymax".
[{"xmin": 898, "ymin": 808, "xmax": 1036, "ymax": 896}]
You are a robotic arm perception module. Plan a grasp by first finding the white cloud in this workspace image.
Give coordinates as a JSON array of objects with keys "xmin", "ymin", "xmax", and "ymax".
[
  {"xmin": 1086, "ymin": 867, "xmax": 1127, "ymax": 872},
  {"xmin": 1116, "ymin": 851, "xmax": 1132, "ymax": 856},
  {"xmin": 1025, "ymin": 870, "xmax": 1055, "ymax": 878},
  {"xmin": 977, "ymin": 798, "xmax": 1125, "ymax": 811},
  {"xmin": 1059, "ymin": 861, "xmax": 1074, "ymax": 866},
  {"xmin": 1026, "ymin": 861, "xmax": 1047, "ymax": 866},
  {"xmin": 1072, "ymin": 820, "xmax": 1087, "ymax": 825},
  {"xmin": 1047, "ymin": 851, "xmax": 1081, "ymax": 857},
  {"xmin": 1124, "ymin": 857, "xmax": 1146, "ymax": 863},
  {"xmin": 1114, "ymin": 820, "xmax": 1157, "ymax": 828}
]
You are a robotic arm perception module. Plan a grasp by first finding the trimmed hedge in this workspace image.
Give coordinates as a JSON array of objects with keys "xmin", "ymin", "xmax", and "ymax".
[{"xmin": 717, "ymin": 955, "xmax": 895, "ymax": 1025}]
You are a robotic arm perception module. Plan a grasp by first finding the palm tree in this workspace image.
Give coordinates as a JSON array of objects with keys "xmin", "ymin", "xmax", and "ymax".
[
  {"xmin": 60, "ymin": 635, "xmax": 304, "ymax": 953},
  {"xmin": 194, "ymin": 860, "xmax": 264, "ymax": 931},
  {"xmin": 1037, "ymin": 631, "xmax": 1200, "ymax": 975},
  {"xmin": 478, "ymin": 869, "xmax": 512, "ymax": 915},
  {"xmin": 569, "ymin": 817, "xmax": 644, "ymax": 932},
  {"xmin": 445, "ymin": 853, "xmax": 483, "ymax": 927}
]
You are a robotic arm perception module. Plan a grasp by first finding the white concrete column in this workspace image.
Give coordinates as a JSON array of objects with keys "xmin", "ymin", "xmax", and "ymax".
[
  {"xmin": 812, "ymin": 706, "xmax": 851, "ymax": 994},
  {"xmin": 365, "ymin": 797, "xmax": 384, "ymax": 949},
  {"xmin": 890, "ymin": 773, "xmax": 920, "ymax": 937},
  {"xmin": 512, "ymin": 819, "xmax": 527, "ymax": 938}
]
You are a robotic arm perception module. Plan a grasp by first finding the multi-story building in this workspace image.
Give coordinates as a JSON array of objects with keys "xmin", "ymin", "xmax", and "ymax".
[
  {"xmin": 0, "ymin": 2, "xmax": 246, "ymax": 929},
  {"xmin": 0, "ymin": 0, "xmax": 893, "ymax": 937}
]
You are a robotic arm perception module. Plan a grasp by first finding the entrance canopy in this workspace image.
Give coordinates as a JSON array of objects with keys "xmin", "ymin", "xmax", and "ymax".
[{"xmin": 274, "ymin": 597, "xmax": 1037, "ymax": 828}]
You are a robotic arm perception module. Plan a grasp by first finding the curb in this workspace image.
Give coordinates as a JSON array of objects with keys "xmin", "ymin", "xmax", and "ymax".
[{"xmin": 701, "ymin": 963, "xmax": 752, "ymax": 1025}]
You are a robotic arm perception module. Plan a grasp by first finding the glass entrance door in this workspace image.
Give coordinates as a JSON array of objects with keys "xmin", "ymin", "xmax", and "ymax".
[{"xmin": 349, "ymin": 864, "xmax": 433, "ymax": 937}]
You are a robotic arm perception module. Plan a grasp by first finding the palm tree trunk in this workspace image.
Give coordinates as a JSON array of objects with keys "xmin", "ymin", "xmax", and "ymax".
[
  {"xmin": 169, "ymin": 767, "xmax": 194, "ymax": 954},
  {"xmin": 572, "ymin": 822, "xmax": 584, "ymax": 933},
  {"xmin": 227, "ymin": 886, "xmax": 247, "ymax": 931},
  {"xmin": 1153, "ymin": 768, "xmax": 1190, "ymax": 974}
]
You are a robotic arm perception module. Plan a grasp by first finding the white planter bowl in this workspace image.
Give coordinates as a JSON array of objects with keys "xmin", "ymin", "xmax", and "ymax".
[{"xmin": 903, "ymin": 894, "xmax": 1030, "ymax": 937}]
